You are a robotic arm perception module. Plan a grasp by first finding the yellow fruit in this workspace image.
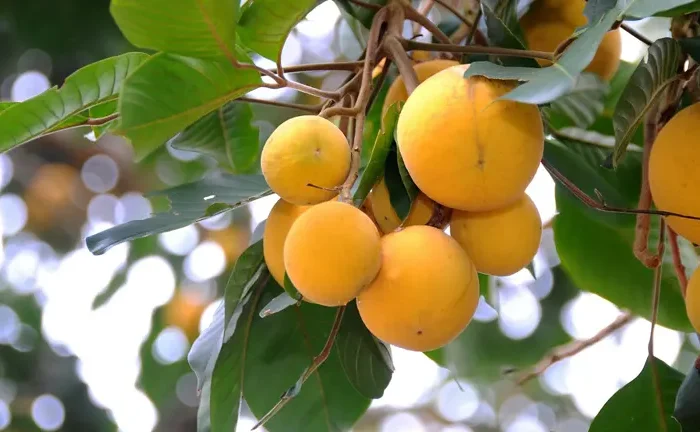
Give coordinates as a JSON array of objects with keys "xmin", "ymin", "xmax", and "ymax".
[
  {"xmin": 686, "ymin": 267, "xmax": 700, "ymax": 333},
  {"xmin": 396, "ymin": 64, "xmax": 544, "ymax": 212},
  {"xmin": 284, "ymin": 201, "xmax": 381, "ymax": 306},
  {"xmin": 263, "ymin": 199, "xmax": 311, "ymax": 287},
  {"xmin": 521, "ymin": 0, "xmax": 621, "ymax": 81},
  {"xmin": 450, "ymin": 195, "xmax": 542, "ymax": 276},
  {"xmin": 357, "ymin": 226, "xmax": 479, "ymax": 351},
  {"xmin": 368, "ymin": 178, "xmax": 435, "ymax": 234},
  {"xmin": 261, "ymin": 116, "xmax": 350, "ymax": 205},
  {"xmin": 382, "ymin": 59, "xmax": 459, "ymax": 116},
  {"xmin": 649, "ymin": 103, "xmax": 700, "ymax": 245}
]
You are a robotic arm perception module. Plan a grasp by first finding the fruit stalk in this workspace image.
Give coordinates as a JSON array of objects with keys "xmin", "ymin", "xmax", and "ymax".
[
  {"xmin": 648, "ymin": 219, "xmax": 668, "ymax": 431},
  {"xmin": 667, "ymin": 226, "xmax": 689, "ymax": 297},
  {"xmin": 401, "ymin": 39, "xmax": 555, "ymax": 61}
]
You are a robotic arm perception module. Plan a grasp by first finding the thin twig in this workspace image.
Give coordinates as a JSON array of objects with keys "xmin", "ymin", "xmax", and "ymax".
[
  {"xmin": 385, "ymin": 36, "xmax": 420, "ymax": 94},
  {"xmin": 402, "ymin": 39, "xmax": 555, "ymax": 61},
  {"xmin": 270, "ymin": 61, "xmax": 365, "ymax": 74},
  {"xmin": 403, "ymin": 2, "xmax": 455, "ymax": 47},
  {"xmin": 412, "ymin": 0, "xmax": 436, "ymax": 35},
  {"xmin": 466, "ymin": 7, "xmax": 482, "ymax": 45},
  {"xmin": 252, "ymin": 306, "xmax": 347, "ymax": 430},
  {"xmin": 634, "ymin": 115, "xmax": 661, "ymax": 268},
  {"xmin": 667, "ymin": 226, "xmax": 689, "ymax": 297},
  {"xmin": 517, "ymin": 312, "xmax": 634, "ymax": 385},
  {"xmin": 85, "ymin": 113, "xmax": 120, "ymax": 126},
  {"xmin": 285, "ymin": 80, "xmax": 341, "ymax": 101},
  {"xmin": 237, "ymin": 97, "xmax": 323, "ymax": 113},
  {"xmin": 621, "ymin": 23, "xmax": 653, "ymax": 46},
  {"xmin": 649, "ymin": 219, "xmax": 668, "ymax": 432},
  {"xmin": 542, "ymin": 159, "xmax": 700, "ymax": 221},
  {"xmin": 340, "ymin": 109, "xmax": 366, "ymax": 202}
]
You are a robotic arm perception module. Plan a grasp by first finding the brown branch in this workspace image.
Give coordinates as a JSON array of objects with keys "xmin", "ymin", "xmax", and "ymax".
[
  {"xmin": 85, "ymin": 113, "xmax": 119, "ymax": 126},
  {"xmin": 542, "ymin": 159, "xmax": 700, "ymax": 222},
  {"xmin": 668, "ymin": 226, "xmax": 689, "ymax": 297},
  {"xmin": 252, "ymin": 306, "xmax": 346, "ymax": 430},
  {"xmin": 271, "ymin": 61, "xmax": 365, "ymax": 74},
  {"xmin": 412, "ymin": 0, "xmax": 437, "ymax": 35},
  {"xmin": 340, "ymin": 109, "xmax": 366, "ymax": 202},
  {"xmin": 403, "ymin": 1, "xmax": 455, "ymax": 49},
  {"xmin": 634, "ymin": 115, "xmax": 661, "ymax": 268},
  {"xmin": 517, "ymin": 312, "xmax": 634, "ymax": 385},
  {"xmin": 237, "ymin": 96, "xmax": 323, "ymax": 113},
  {"xmin": 401, "ymin": 39, "xmax": 555, "ymax": 61},
  {"xmin": 649, "ymin": 218, "xmax": 668, "ymax": 432},
  {"xmin": 621, "ymin": 23, "xmax": 653, "ymax": 46},
  {"xmin": 385, "ymin": 36, "xmax": 420, "ymax": 94}
]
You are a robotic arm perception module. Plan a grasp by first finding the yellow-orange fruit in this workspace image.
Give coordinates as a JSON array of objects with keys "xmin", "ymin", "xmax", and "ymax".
[
  {"xmin": 284, "ymin": 201, "xmax": 381, "ymax": 306},
  {"xmin": 357, "ymin": 226, "xmax": 480, "ymax": 351},
  {"xmin": 368, "ymin": 178, "xmax": 435, "ymax": 234},
  {"xmin": 382, "ymin": 59, "xmax": 459, "ymax": 115},
  {"xmin": 164, "ymin": 291, "xmax": 208, "ymax": 342},
  {"xmin": 396, "ymin": 64, "xmax": 544, "ymax": 212},
  {"xmin": 649, "ymin": 102, "xmax": 700, "ymax": 245},
  {"xmin": 263, "ymin": 199, "xmax": 311, "ymax": 287},
  {"xmin": 450, "ymin": 195, "xmax": 542, "ymax": 276},
  {"xmin": 521, "ymin": 0, "xmax": 621, "ymax": 81},
  {"xmin": 686, "ymin": 267, "xmax": 700, "ymax": 333},
  {"xmin": 261, "ymin": 116, "xmax": 350, "ymax": 205}
]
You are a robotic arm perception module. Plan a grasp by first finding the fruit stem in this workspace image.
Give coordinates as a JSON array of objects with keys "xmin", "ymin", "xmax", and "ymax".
[
  {"xmin": 237, "ymin": 96, "xmax": 323, "ymax": 113},
  {"xmin": 84, "ymin": 113, "xmax": 120, "ymax": 126},
  {"xmin": 517, "ymin": 311, "xmax": 634, "ymax": 385},
  {"xmin": 667, "ymin": 226, "xmax": 689, "ymax": 297},
  {"xmin": 340, "ymin": 109, "xmax": 366, "ymax": 202},
  {"xmin": 401, "ymin": 39, "xmax": 555, "ymax": 61},
  {"xmin": 648, "ymin": 219, "xmax": 668, "ymax": 432}
]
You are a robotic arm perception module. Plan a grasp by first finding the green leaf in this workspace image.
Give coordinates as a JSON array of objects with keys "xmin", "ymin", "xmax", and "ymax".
[
  {"xmin": 609, "ymin": 38, "xmax": 682, "ymax": 168},
  {"xmin": 0, "ymin": 102, "xmax": 15, "ymax": 113},
  {"xmin": 336, "ymin": 302, "xmax": 393, "ymax": 399},
  {"xmin": 0, "ymin": 53, "xmax": 148, "ymax": 152},
  {"xmin": 332, "ymin": 0, "xmax": 387, "ymax": 29},
  {"xmin": 243, "ymin": 282, "xmax": 370, "ymax": 432},
  {"xmin": 86, "ymin": 173, "xmax": 271, "ymax": 255},
  {"xmin": 583, "ymin": 0, "xmax": 617, "ymax": 23},
  {"xmin": 464, "ymin": 6, "xmax": 619, "ymax": 105},
  {"xmin": 259, "ymin": 292, "xmax": 299, "ymax": 318},
  {"xmin": 383, "ymin": 147, "xmax": 412, "ymax": 221},
  {"xmin": 547, "ymin": 137, "xmax": 691, "ymax": 331},
  {"xmin": 624, "ymin": 0, "xmax": 700, "ymax": 18},
  {"xmin": 674, "ymin": 359, "xmax": 700, "ymax": 431},
  {"xmin": 224, "ymin": 241, "xmax": 265, "ymax": 325},
  {"xmin": 481, "ymin": 0, "xmax": 540, "ymax": 68},
  {"xmin": 117, "ymin": 52, "xmax": 262, "ymax": 160},
  {"xmin": 110, "ymin": 0, "xmax": 240, "ymax": 60},
  {"xmin": 353, "ymin": 102, "xmax": 401, "ymax": 206},
  {"xmin": 283, "ymin": 273, "xmax": 303, "ymax": 301},
  {"xmin": 396, "ymin": 145, "xmax": 419, "ymax": 203},
  {"xmin": 170, "ymin": 101, "xmax": 260, "ymax": 174},
  {"xmin": 89, "ymin": 100, "xmax": 119, "ymax": 139},
  {"xmin": 654, "ymin": 1, "xmax": 700, "ymax": 17},
  {"xmin": 546, "ymin": 73, "xmax": 609, "ymax": 129},
  {"xmin": 361, "ymin": 68, "xmax": 395, "ymax": 167},
  {"xmin": 238, "ymin": 0, "xmax": 317, "ymax": 61},
  {"xmin": 589, "ymin": 357, "xmax": 683, "ymax": 431}
]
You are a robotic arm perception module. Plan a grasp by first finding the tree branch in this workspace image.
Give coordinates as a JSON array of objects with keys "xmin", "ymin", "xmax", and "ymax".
[
  {"xmin": 634, "ymin": 114, "xmax": 662, "ymax": 268},
  {"xmin": 649, "ymin": 218, "xmax": 668, "ymax": 432},
  {"xmin": 517, "ymin": 312, "xmax": 634, "ymax": 385},
  {"xmin": 385, "ymin": 36, "xmax": 420, "ymax": 94},
  {"xmin": 667, "ymin": 226, "xmax": 689, "ymax": 297},
  {"xmin": 621, "ymin": 23, "xmax": 653, "ymax": 46},
  {"xmin": 434, "ymin": 0, "xmax": 472, "ymax": 28},
  {"xmin": 403, "ymin": 1, "xmax": 455, "ymax": 49},
  {"xmin": 237, "ymin": 96, "xmax": 323, "ymax": 113},
  {"xmin": 271, "ymin": 61, "xmax": 364, "ymax": 74},
  {"xmin": 85, "ymin": 113, "xmax": 120, "ymax": 126},
  {"xmin": 401, "ymin": 39, "xmax": 555, "ymax": 61}
]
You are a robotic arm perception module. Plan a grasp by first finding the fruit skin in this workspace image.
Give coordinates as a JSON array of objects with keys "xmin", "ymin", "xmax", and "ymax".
[
  {"xmin": 368, "ymin": 178, "xmax": 435, "ymax": 234},
  {"xmin": 382, "ymin": 59, "xmax": 459, "ymax": 115},
  {"xmin": 649, "ymin": 102, "xmax": 700, "ymax": 245},
  {"xmin": 521, "ymin": 0, "xmax": 621, "ymax": 81},
  {"xmin": 284, "ymin": 201, "xmax": 382, "ymax": 307},
  {"xmin": 450, "ymin": 194, "xmax": 542, "ymax": 276},
  {"xmin": 357, "ymin": 226, "xmax": 480, "ymax": 352},
  {"xmin": 261, "ymin": 115, "xmax": 350, "ymax": 205},
  {"xmin": 396, "ymin": 64, "xmax": 544, "ymax": 212},
  {"xmin": 263, "ymin": 199, "xmax": 311, "ymax": 287},
  {"xmin": 686, "ymin": 267, "xmax": 700, "ymax": 334}
]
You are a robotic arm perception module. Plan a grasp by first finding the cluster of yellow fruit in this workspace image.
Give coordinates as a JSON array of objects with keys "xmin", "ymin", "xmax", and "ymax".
[{"xmin": 259, "ymin": 55, "xmax": 546, "ymax": 352}]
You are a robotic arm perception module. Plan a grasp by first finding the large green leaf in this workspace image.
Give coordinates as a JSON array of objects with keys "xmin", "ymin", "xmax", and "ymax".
[
  {"xmin": 624, "ymin": 0, "xmax": 700, "ymax": 18},
  {"xmin": 336, "ymin": 302, "xmax": 393, "ymax": 399},
  {"xmin": 609, "ymin": 38, "xmax": 683, "ymax": 168},
  {"xmin": 590, "ymin": 357, "xmax": 683, "ymax": 431},
  {"xmin": 353, "ymin": 102, "xmax": 401, "ymax": 206},
  {"xmin": 481, "ymin": 0, "xmax": 539, "ymax": 68},
  {"xmin": 170, "ymin": 101, "xmax": 260, "ymax": 174},
  {"xmin": 546, "ymin": 73, "xmax": 609, "ymax": 129},
  {"xmin": 464, "ymin": 6, "xmax": 619, "ymax": 104},
  {"xmin": 0, "ymin": 53, "xmax": 147, "ymax": 152},
  {"xmin": 238, "ymin": 0, "xmax": 317, "ymax": 61},
  {"xmin": 86, "ymin": 173, "xmax": 271, "ymax": 255},
  {"xmin": 110, "ymin": 0, "xmax": 240, "ymax": 60},
  {"xmin": 224, "ymin": 241, "xmax": 265, "ymax": 325},
  {"xmin": 383, "ymin": 146, "xmax": 413, "ymax": 221},
  {"xmin": 674, "ymin": 359, "xmax": 700, "ymax": 431},
  {"xmin": 654, "ymin": 1, "xmax": 700, "ymax": 17},
  {"xmin": 243, "ymin": 282, "xmax": 370, "ymax": 432},
  {"xmin": 117, "ymin": 52, "xmax": 262, "ymax": 160}
]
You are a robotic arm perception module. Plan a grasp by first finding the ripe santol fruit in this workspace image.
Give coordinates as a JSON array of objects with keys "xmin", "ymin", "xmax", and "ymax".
[
  {"xmin": 261, "ymin": 115, "xmax": 350, "ymax": 205},
  {"xmin": 649, "ymin": 102, "xmax": 700, "ymax": 245},
  {"xmin": 367, "ymin": 178, "xmax": 435, "ymax": 234},
  {"xmin": 382, "ymin": 59, "xmax": 459, "ymax": 116},
  {"xmin": 284, "ymin": 200, "xmax": 382, "ymax": 307},
  {"xmin": 263, "ymin": 198, "xmax": 311, "ymax": 287},
  {"xmin": 396, "ymin": 64, "xmax": 544, "ymax": 212},
  {"xmin": 450, "ymin": 194, "xmax": 542, "ymax": 276},
  {"xmin": 357, "ymin": 225, "xmax": 480, "ymax": 352}
]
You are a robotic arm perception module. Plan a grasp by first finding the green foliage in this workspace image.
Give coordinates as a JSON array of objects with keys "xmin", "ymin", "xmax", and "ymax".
[
  {"xmin": 589, "ymin": 357, "xmax": 684, "ymax": 431},
  {"xmin": 674, "ymin": 360, "xmax": 700, "ymax": 430},
  {"xmin": 333, "ymin": 0, "xmax": 387, "ymax": 29},
  {"xmin": 110, "ymin": 0, "xmax": 240, "ymax": 60},
  {"xmin": 546, "ymin": 73, "xmax": 609, "ymax": 129},
  {"xmin": 224, "ymin": 241, "xmax": 266, "ymax": 324},
  {"xmin": 0, "ymin": 52, "xmax": 147, "ymax": 152},
  {"xmin": 170, "ymin": 102, "xmax": 261, "ymax": 174},
  {"xmin": 480, "ymin": 0, "xmax": 539, "ymax": 68},
  {"xmin": 86, "ymin": 173, "xmax": 271, "ymax": 254},
  {"xmin": 609, "ymin": 38, "xmax": 683, "ymax": 168},
  {"xmin": 238, "ymin": 0, "xmax": 318, "ymax": 61}
]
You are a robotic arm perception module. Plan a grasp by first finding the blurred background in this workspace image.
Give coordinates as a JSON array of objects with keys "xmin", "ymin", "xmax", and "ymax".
[{"xmin": 0, "ymin": 1, "xmax": 695, "ymax": 431}]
